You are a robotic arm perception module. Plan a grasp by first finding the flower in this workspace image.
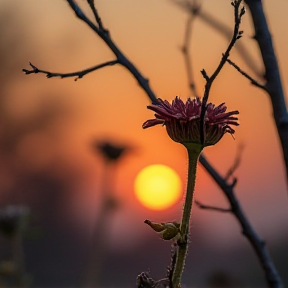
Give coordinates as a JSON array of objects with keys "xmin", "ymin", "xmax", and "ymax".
[
  {"xmin": 94, "ymin": 141, "xmax": 129, "ymax": 162},
  {"xmin": 143, "ymin": 96, "xmax": 239, "ymax": 146}
]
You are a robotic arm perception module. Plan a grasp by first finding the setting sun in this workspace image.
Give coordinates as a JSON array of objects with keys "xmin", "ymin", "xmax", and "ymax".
[{"xmin": 134, "ymin": 164, "xmax": 182, "ymax": 210}]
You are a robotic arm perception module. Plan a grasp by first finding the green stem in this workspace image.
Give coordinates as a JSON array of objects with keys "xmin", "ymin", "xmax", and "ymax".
[{"xmin": 172, "ymin": 143, "xmax": 202, "ymax": 288}]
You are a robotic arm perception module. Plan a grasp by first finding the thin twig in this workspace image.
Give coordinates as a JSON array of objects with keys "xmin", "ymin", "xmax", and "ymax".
[
  {"xmin": 23, "ymin": 0, "xmax": 158, "ymax": 104},
  {"xmin": 65, "ymin": 0, "xmax": 157, "ymax": 103},
  {"xmin": 171, "ymin": 0, "xmax": 262, "ymax": 78},
  {"xmin": 226, "ymin": 58, "xmax": 267, "ymax": 91},
  {"xmin": 194, "ymin": 200, "xmax": 231, "ymax": 213},
  {"xmin": 180, "ymin": 1, "xmax": 201, "ymax": 98},
  {"xmin": 225, "ymin": 142, "xmax": 244, "ymax": 181},
  {"xmin": 87, "ymin": 0, "xmax": 106, "ymax": 32},
  {"xmin": 22, "ymin": 60, "xmax": 118, "ymax": 81},
  {"xmin": 199, "ymin": 154, "xmax": 283, "ymax": 288},
  {"xmin": 200, "ymin": 0, "xmax": 245, "ymax": 145},
  {"xmin": 200, "ymin": 0, "xmax": 245, "ymax": 144}
]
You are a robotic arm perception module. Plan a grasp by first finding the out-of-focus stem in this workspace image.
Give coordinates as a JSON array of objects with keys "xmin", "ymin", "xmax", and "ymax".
[
  {"xmin": 172, "ymin": 143, "xmax": 202, "ymax": 288},
  {"xmin": 12, "ymin": 233, "xmax": 26, "ymax": 287},
  {"xmin": 83, "ymin": 158, "xmax": 119, "ymax": 288}
]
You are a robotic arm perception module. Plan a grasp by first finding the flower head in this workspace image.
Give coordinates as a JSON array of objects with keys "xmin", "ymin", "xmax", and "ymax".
[
  {"xmin": 143, "ymin": 96, "xmax": 239, "ymax": 146},
  {"xmin": 94, "ymin": 141, "xmax": 129, "ymax": 162}
]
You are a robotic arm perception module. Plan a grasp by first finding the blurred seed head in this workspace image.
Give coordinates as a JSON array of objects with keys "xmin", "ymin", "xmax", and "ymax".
[{"xmin": 0, "ymin": 205, "xmax": 30, "ymax": 237}]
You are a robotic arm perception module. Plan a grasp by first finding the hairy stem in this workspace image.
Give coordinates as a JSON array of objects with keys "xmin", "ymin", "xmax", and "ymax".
[{"xmin": 172, "ymin": 143, "xmax": 202, "ymax": 288}]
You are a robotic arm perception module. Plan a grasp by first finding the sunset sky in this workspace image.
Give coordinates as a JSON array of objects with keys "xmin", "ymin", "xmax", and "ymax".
[{"xmin": 0, "ymin": 0, "xmax": 288, "ymax": 286}]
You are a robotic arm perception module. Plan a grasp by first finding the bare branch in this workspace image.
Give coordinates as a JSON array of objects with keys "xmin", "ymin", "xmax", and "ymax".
[
  {"xmin": 87, "ymin": 0, "xmax": 106, "ymax": 32},
  {"xmin": 22, "ymin": 0, "xmax": 158, "ymax": 104},
  {"xmin": 181, "ymin": 16, "xmax": 198, "ymax": 98},
  {"xmin": 225, "ymin": 142, "xmax": 245, "ymax": 181},
  {"xmin": 65, "ymin": 0, "xmax": 158, "ymax": 104},
  {"xmin": 199, "ymin": 153, "xmax": 283, "ymax": 288},
  {"xmin": 22, "ymin": 60, "xmax": 118, "ymax": 81},
  {"xmin": 177, "ymin": 1, "xmax": 283, "ymax": 286},
  {"xmin": 194, "ymin": 200, "xmax": 231, "ymax": 213},
  {"xmin": 180, "ymin": 1, "xmax": 202, "ymax": 98},
  {"xmin": 200, "ymin": 0, "xmax": 245, "ymax": 145},
  {"xmin": 171, "ymin": 0, "xmax": 262, "ymax": 78},
  {"xmin": 226, "ymin": 58, "xmax": 267, "ymax": 91},
  {"xmin": 244, "ymin": 0, "xmax": 288, "ymax": 189}
]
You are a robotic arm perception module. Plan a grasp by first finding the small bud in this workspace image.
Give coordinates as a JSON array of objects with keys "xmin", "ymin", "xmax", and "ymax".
[
  {"xmin": 144, "ymin": 220, "xmax": 165, "ymax": 232},
  {"xmin": 144, "ymin": 220, "xmax": 180, "ymax": 240},
  {"xmin": 161, "ymin": 222, "xmax": 180, "ymax": 240}
]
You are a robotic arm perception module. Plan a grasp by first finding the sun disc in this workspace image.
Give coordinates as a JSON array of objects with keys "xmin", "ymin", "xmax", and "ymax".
[{"xmin": 134, "ymin": 164, "xmax": 182, "ymax": 210}]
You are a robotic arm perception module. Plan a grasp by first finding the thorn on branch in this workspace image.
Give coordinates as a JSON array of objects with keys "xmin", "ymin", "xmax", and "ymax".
[{"xmin": 200, "ymin": 69, "xmax": 209, "ymax": 81}]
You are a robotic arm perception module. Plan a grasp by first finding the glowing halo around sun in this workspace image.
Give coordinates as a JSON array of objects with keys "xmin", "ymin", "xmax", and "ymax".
[{"xmin": 134, "ymin": 164, "xmax": 182, "ymax": 211}]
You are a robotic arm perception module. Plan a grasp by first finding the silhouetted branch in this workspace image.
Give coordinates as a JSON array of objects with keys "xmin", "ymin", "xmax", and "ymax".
[
  {"xmin": 200, "ymin": 0, "xmax": 245, "ymax": 145},
  {"xmin": 171, "ymin": 0, "xmax": 262, "ymax": 78},
  {"xmin": 226, "ymin": 58, "xmax": 267, "ymax": 90},
  {"xmin": 244, "ymin": 0, "xmax": 288, "ymax": 189},
  {"xmin": 65, "ymin": 0, "xmax": 157, "ymax": 103},
  {"xmin": 199, "ymin": 154, "xmax": 283, "ymax": 288},
  {"xmin": 87, "ymin": 0, "xmax": 106, "ymax": 32},
  {"xmin": 224, "ymin": 142, "xmax": 244, "ymax": 181},
  {"xmin": 22, "ymin": 60, "xmax": 118, "ymax": 81},
  {"xmin": 23, "ymin": 0, "xmax": 158, "ymax": 104},
  {"xmin": 178, "ymin": 1, "xmax": 283, "ymax": 287}
]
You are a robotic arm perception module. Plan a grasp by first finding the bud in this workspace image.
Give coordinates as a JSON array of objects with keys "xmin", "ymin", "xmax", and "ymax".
[{"xmin": 144, "ymin": 220, "xmax": 180, "ymax": 240}]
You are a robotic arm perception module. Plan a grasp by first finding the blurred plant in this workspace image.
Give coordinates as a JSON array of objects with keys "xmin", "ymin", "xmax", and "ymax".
[
  {"xmin": 0, "ymin": 205, "xmax": 29, "ymax": 237},
  {"xmin": 22, "ymin": 0, "xmax": 287, "ymax": 287},
  {"xmin": 82, "ymin": 140, "xmax": 129, "ymax": 287},
  {"xmin": 96, "ymin": 141, "xmax": 129, "ymax": 163},
  {"xmin": 0, "ymin": 205, "xmax": 30, "ymax": 287}
]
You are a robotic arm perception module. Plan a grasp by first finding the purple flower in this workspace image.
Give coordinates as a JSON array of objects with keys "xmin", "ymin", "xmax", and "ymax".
[{"xmin": 143, "ymin": 96, "xmax": 239, "ymax": 146}]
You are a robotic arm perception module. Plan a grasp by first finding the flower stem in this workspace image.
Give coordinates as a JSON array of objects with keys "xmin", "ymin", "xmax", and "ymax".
[{"xmin": 172, "ymin": 143, "xmax": 202, "ymax": 288}]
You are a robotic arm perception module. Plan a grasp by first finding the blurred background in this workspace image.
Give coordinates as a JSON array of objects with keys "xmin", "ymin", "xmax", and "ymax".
[{"xmin": 0, "ymin": 0, "xmax": 287, "ymax": 287}]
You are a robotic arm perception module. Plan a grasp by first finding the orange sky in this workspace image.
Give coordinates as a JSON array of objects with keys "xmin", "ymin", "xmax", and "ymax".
[{"xmin": 1, "ymin": 0, "xmax": 288, "ymax": 253}]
